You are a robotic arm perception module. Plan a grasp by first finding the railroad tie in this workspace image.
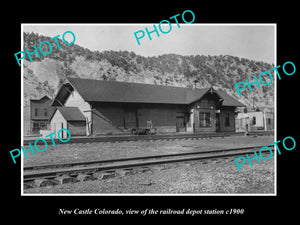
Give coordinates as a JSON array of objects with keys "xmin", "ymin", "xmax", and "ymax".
[
  {"xmin": 54, "ymin": 175, "xmax": 79, "ymax": 185},
  {"xmin": 115, "ymin": 169, "xmax": 134, "ymax": 176},
  {"xmin": 76, "ymin": 174, "xmax": 97, "ymax": 182},
  {"xmin": 34, "ymin": 179, "xmax": 59, "ymax": 188},
  {"xmin": 93, "ymin": 171, "xmax": 116, "ymax": 180}
]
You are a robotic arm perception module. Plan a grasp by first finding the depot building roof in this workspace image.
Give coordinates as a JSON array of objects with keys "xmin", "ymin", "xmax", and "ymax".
[{"xmin": 52, "ymin": 78, "xmax": 245, "ymax": 107}]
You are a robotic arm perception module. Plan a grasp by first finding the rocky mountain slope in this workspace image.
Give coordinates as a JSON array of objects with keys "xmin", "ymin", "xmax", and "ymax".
[{"xmin": 23, "ymin": 32, "xmax": 274, "ymax": 107}]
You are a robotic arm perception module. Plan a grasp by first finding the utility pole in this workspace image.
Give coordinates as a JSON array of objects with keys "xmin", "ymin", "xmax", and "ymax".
[{"xmin": 263, "ymin": 108, "xmax": 267, "ymax": 131}]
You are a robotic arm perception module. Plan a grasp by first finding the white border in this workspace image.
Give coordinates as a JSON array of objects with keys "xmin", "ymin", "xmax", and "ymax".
[
  {"xmin": 21, "ymin": 23, "xmax": 277, "ymax": 196},
  {"xmin": 21, "ymin": 29, "xmax": 24, "ymax": 195}
]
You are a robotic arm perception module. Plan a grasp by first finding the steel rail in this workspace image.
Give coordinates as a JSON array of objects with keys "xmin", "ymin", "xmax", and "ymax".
[
  {"xmin": 24, "ymin": 145, "xmax": 267, "ymax": 171},
  {"xmin": 23, "ymin": 131, "xmax": 274, "ymax": 146},
  {"xmin": 23, "ymin": 146, "xmax": 273, "ymax": 182}
]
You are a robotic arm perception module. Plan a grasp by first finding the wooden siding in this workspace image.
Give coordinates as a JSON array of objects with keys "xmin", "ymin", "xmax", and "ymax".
[
  {"xmin": 247, "ymin": 111, "xmax": 264, "ymax": 127},
  {"xmin": 235, "ymin": 111, "xmax": 274, "ymax": 132},
  {"xmin": 138, "ymin": 104, "xmax": 186, "ymax": 127},
  {"xmin": 65, "ymin": 89, "xmax": 91, "ymax": 119},
  {"xmin": 219, "ymin": 106, "xmax": 236, "ymax": 132},
  {"xmin": 193, "ymin": 93, "xmax": 218, "ymax": 133},
  {"xmin": 88, "ymin": 95, "xmax": 237, "ymax": 135},
  {"xmin": 68, "ymin": 121, "xmax": 86, "ymax": 136},
  {"xmin": 50, "ymin": 110, "xmax": 68, "ymax": 138},
  {"xmin": 138, "ymin": 104, "xmax": 187, "ymax": 133},
  {"xmin": 92, "ymin": 110, "xmax": 124, "ymax": 135},
  {"xmin": 64, "ymin": 89, "xmax": 91, "ymax": 135},
  {"xmin": 194, "ymin": 108, "xmax": 216, "ymax": 133},
  {"xmin": 58, "ymin": 87, "xmax": 238, "ymax": 135},
  {"xmin": 29, "ymin": 97, "xmax": 55, "ymax": 135},
  {"xmin": 23, "ymin": 105, "xmax": 31, "ymax": 135},
  {"xmin": 92, "ymin": 103, "xmax": 124, "ymax": 127},
  {"xmin": 50, "ymin": 110, "xmax": 86, "ymax": 137},
  {"xmin": 91, "ymin": 102, "xmax": 187, "ymax": 134},
  {"xmin": 265, "ymin": 112, "xmax": 274, "ymax": 131},
  {"xmin": 92, "ymin": 103, "xmax": 125, "ymax": 135},
  {"xmin": 30, "ymin": 98, "xmax": 54, "ymax": 121}
]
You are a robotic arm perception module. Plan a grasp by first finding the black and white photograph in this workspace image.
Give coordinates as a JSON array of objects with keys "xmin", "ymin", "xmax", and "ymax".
[
  {"xmin": 3, "ymin": 4, "xmax": 298, "ymax": 220},
  {"xmin": 21, "ymin": 23, "xmax": 276, "ymax": 195}
]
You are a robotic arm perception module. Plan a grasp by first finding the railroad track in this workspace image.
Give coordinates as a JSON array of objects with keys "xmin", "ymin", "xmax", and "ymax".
[
  {"xmin": 23, "ymin": 130, "xmax": 274, "ymax": 146},
  {"xmin": 23, "ymin": 145, "xmax": 273, "ymax": 188}
]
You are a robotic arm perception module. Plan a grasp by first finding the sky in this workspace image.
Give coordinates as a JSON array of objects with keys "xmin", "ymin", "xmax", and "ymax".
[{"xmin": 23, "ymin": 24, "xmax": 275, "ymax": 64}]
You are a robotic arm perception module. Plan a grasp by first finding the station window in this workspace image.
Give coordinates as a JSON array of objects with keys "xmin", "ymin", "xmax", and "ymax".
[
  {"xmin": 32, "ymin": 122, "xmax": 49, "ymax": 129},
  {"xmin": 225, "ymin": 113, "xmax": 230, "ymax": 126},
  {"xmin": 33, "ymin": 122, "xmax": 39, "ymax": 128},
  {"xmin": 44, "ymin": 108, "xmax": 48, "ymax": 117},
  {"xmin": 252, "ymin": 116, "xmax": 256, "ymax": 125},
  {"xmin": 199, "ymin": 112, "xmax": 211, "ymax": 127},
  {"xmin": 34, "ymin": 108, "xmax": 38, "ymax": 116},
  {"xmin": 40, "ymin": 122, "xmax": 48, "ymax": 129}
]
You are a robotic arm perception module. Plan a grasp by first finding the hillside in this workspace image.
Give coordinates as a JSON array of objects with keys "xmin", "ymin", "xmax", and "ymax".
[{"xmin": 23, "ymin": 32, "xmax": 274, "ymax": 107}]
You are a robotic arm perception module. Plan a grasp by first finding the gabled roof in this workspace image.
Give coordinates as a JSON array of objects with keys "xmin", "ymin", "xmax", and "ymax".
[
  {"xmin": 67, "ymin": 78, "xmax": 189, "ymax": 104},
  {"xmin": 185, "ymin": 87, "xmax": 211, "ymax": 104},
  {"xmin": 52, "ymin": 78, "xmax": 245, "ymax": 107},
  {"xmin": 215, "ymin": 89, "xmax": 246, "ymax": 107},
  {"xmin": 30, "ymin": 95, "xmax": 51, "ymax": 102},
  {"xmin": 49, "ymin": 107, "xmax": 86, "ymax": 122}
]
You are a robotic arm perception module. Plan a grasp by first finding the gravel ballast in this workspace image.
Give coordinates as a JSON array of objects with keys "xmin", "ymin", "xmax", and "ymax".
[
  {"xmin": 23, "ymin": 135, "xmax": 275, "ymax": 194},
  {"xmin": 24, "ymin": 150, "xmax": 275, "ymax": 194}
]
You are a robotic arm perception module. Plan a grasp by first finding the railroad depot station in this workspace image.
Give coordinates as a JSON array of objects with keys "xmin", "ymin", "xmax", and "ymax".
[{"xmin": 24, "ymin": 78, "xmax": 273, "ymax": 138}]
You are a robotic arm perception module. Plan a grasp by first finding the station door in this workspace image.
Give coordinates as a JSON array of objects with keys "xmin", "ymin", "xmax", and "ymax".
[
  {"xmin": 176, "ymin": 116, "xmax": 186, "ymax": 132},
  {"xmin": 124, "ymin": 108, "xmax": 137, "ymax": 129}
]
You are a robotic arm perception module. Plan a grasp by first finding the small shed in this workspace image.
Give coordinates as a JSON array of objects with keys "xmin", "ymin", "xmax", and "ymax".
[{"xmin": 49, "ymin": 106, "xmax": 86, "ymax": 138}]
